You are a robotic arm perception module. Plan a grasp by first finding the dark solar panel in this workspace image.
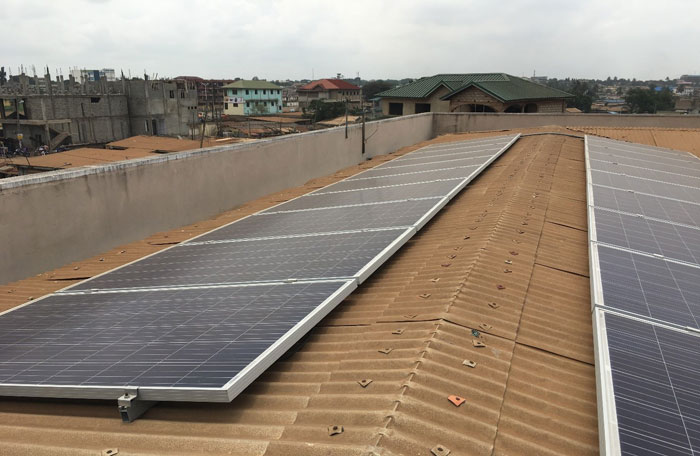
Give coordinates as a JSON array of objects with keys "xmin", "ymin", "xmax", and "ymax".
[
  {"xmin": 605, "ymin": 313, "xmax": 700, "ymax": 456},
  {"xmin": 196, "ymin": 199, "xmax": 441, "ymax": 242},
  {"xmin": 380, "ymin": 150, "xmax": 497, "ymax": 166},
  {"xmin": 594, "ymin": 208, "xmax": 700, "ymax": 265},
  {"xmin": 72, "ymin": 229, "xmax": 411, "ymax": 291},
  {"xmin": 589, "ymin": 138, "xmax": 699, "ymax": 164},
  {"xmin": 0, "ymin": 133, "xmax": 521, "ymax": 404},
  {"xmin": 596, "ymin": 245, "xmax": 700, "ymax": 329},
  {"xmin": 0, "ymin": 281, "xmax": 354, "ymax": 397},
  {"xmin": 591, "ymin": 186, "xmax": 700, "ymax": 227}
]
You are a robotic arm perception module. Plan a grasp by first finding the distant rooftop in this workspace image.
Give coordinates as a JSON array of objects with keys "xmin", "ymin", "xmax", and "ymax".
[
  {"xmin": 377, "ymin": 73, "xmax": 573, "ymax": 101},
  {"xmin": 298, "ymin": 78, "xmax": 361, "ymax": 91},
  {"xmin": 223, "ymin": 80, "xmax": 283, "ymax": 90}
]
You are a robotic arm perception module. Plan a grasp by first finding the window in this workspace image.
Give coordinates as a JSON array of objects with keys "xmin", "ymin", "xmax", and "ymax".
[
  {"xmin": 233, "ymin": 103, "xmax": 238, "ymax": 107},
  {"xmin": 144, "ymin": 120, "xmax": 149, "ymax": 132},
  {"xmin": 388, "ymin": 102, "xmax": 403, "ymax": 115},
  {"xmin": 263, "ymin": 90, "xmax": 266, "ymax": 94},
  {"xmin": 246, "ymin": 101, "xmax": 250, "ymax": 107},
  {"xmin": 246, "ymin": 90, "xmax": 249, "ymax": 95},
  {"xmin": 225, "ymin": 103, "xmax": 229, "ymax": 110},
  {"xmin": 254, "ymin": 90, "xmax": 258, "ymax": 94},
  {"xmin": 90, "ymin": 97, "xmax": 100, "ymax": 103},
  {"xmin": 415, "ymin": 103, "xmax": 431, "ymax": 113},
  {"xmin": 180, "ymin": 91, "xmax": 185, "ymax": 98},
  {"xmin": 169, "ymin": 90, "xmax": 175, "ymax": 98}
]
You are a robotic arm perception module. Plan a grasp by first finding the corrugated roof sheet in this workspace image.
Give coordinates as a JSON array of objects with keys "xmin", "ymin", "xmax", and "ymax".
[
  {"xmin": 298, "ymin": 79, "xmax": 361, "ymax": 91},
  {"xmin": 4, "ymin": 147, "xmax": 157, "ymax": 169},
  {"xmin": 0, "ymin": 128, "xmax": 602, "ymax": 455},
  {"xmin": 377, "ymin": 73, "xmax": 572, "ymax": 101}
]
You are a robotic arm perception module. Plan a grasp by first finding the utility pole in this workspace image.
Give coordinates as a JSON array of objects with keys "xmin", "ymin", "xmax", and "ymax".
[
  {"xmin": 344, "ymin": 97, "xmax": 348, "ymax": 139},
  {"xmin": 199, "ymin": 83, "xmax": 208, "ymax": 148},
  {"xmin": 361, "ymin": 105, "xmax": 366, "ymax": 155}
]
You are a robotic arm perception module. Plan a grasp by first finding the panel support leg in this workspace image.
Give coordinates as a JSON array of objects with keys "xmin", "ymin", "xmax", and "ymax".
[{"xmin": 118, "ymin": 390, "xmax": 157, "ymax": 423}]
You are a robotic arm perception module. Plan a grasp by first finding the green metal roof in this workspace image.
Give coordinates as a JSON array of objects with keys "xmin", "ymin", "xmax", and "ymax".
[
  {"xmin": 376, "ymin": 73, "xmax": 572, "ymax": 102},
  {"xmin": 222, "ymin": 80, "xmax": 282, "ymax": 90}
]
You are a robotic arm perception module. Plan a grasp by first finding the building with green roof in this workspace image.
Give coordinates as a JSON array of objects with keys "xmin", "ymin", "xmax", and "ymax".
[
  {"xmin": 222, "ymin": 80, "xmax": 283, "ymax": 116},
  {"xmin": 376, "ymin": 73, "xmax": 572, "ymax": 116}
]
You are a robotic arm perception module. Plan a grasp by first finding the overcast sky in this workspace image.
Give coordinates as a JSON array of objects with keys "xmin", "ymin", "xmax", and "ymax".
[{"xmin": 2, "ymin": 0, "xmax": 699, "ymax": 81}]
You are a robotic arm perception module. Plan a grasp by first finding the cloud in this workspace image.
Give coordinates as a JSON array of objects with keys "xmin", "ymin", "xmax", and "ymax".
[{"xmin": 1, "ymin": 0, "xmax": 698, "ymax": 80}]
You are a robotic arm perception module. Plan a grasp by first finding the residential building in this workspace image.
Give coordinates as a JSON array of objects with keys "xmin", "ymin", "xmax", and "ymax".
[
  {"xmin": 297, "ymin": 78, "xmax": 362, "ymax": 108},
  {"xmin": 376, "ymin": 73, "xmax": 572, "ymax": 115},
  {"xmin": 175, "ymin": 76, "xmax": 235, "ymax": 116},
  {"xmin": 222, "ymin": 80, "xmax": 283, "ymax": 116}
]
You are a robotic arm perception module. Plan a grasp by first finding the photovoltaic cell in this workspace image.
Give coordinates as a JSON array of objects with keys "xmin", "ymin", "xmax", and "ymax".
[
  {"xmin": 195, "ymin": 198, "xmax": 441, "ymax": 242},
  {"xmin": 320, "ymin": 167, "xmax": 480, "ymax": 192},
  {"xmin": 588, "ymin": 151, "xmax": 700, "ymax": 179},
  {"xmin": 591, "ymin": 185, "xmax": 700, "ymax": 227},
  {"xmin": 0, "ymin": 281, "xmax": 353, "ymax": 391},
  {"xmin": 590, "ymin": 170, "xmax": 700, "ymax": 203},
  {"xmin": 604, "ymin": 313, "xmax": 700, "ymax": 456},
  {"xmin": 0, "ymin": 133, "xmax": 520, "ymax": 403},
  {"xmin": 72, "ymin": 229, "xmax": 410, "ymax": 290},
  {"xmin": 594, "ymin": 208, "xmax": 700, "ymax": 265},
  {"xmin": 596, "ymin": 245, "xmax": 700, "ymax": 330},
  {"xmin": 589, "ymin": 160, "xmax": 700, "ymax": 188},
  {"xmin": 588, "ymin": 135, "xmax": 700, "ymax": 455},
  {"xmin": 261, "ymin": 179, "xmax": 466, "ymax": 212}
]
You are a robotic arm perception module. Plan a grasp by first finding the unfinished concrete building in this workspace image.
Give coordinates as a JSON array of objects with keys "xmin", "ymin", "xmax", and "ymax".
[{"xmin": 0, "ymin": 68, "xmax": 197, "ymax": 151}]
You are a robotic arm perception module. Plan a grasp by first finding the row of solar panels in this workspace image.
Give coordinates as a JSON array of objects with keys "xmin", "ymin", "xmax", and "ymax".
[
  {"xmin": 586, "ymin": 136, "xmax": 700, "ymax": 456},
  {"xmin": 0, "ymin": 134, "xmax": 520, "ymax": 404}
]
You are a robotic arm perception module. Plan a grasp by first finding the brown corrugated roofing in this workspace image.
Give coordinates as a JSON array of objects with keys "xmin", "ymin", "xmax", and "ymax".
[
  {"xmin": 106, "ymin": 135, "xmax": 239, "ymax": 153},
  {"xmin": 0, "ymin": 128, "xmax": 605, "ymax": 455},
  {"xmin": 5, "ymin": 147, "xmax": 157, "ymax": 169}
]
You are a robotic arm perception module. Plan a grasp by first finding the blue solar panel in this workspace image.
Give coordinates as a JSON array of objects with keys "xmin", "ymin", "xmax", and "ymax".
[
  {"xmin": 588, "ymin": 135, "xmax": 700, "ymax": 455},
  {"xmin": 0, "ymin": 133, "xmax": 520, "ymax": 405}
]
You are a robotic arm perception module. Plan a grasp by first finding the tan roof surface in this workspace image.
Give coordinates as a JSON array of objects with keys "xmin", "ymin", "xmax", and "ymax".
[
  {"xmin": 568, "ymin": 126, "xmax": 700, "ymax": 157},
  {"xmin": 106, "ymin": 135, "xmax": 239, "ymax": 152},
  {"xmin": 0, "ymin": 128, "xmax": 603, "ymax": 455},
  {"xmin": 5, "ymin": 147, "xmax": 157, "ymax": 169}
]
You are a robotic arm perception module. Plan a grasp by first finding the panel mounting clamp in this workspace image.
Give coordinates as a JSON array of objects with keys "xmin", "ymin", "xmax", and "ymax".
[{"xmin": 118, "ymin": 389, "xmax": 157, "ymax": 423}]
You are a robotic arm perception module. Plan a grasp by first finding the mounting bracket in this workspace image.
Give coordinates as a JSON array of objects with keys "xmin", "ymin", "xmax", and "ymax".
[{"xmin": 117, "ymin": 389, "xmax": 157, "ymax": 423}]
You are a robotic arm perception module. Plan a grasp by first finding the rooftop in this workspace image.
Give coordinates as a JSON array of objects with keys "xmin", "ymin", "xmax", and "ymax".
[
  {"xmin": 1, "ymin": 125, "xmax": 700, "ymax": 455},
  {"xmin": 377, "ymin": 73, "xmax": 573, "ymax": 101},
  {"xmin": 223, "ymin": 80, "xmax": 283, "ymax": 90},
  {"xmin": 298, "ymin": 79, "xmax": 361, "ymax": 91}
]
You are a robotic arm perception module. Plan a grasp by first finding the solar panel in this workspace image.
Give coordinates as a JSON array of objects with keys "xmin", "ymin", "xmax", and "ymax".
[
  {"xmin": 587, "ymin": 135, "xmax": 700, "ymax": 454},
  {"xmin": 591, "ymin": 185, "xmax": 700, "ymax": 227},
  {"xmin": 593, "ymin": 245, "xmax": 700, "ymax": 328},
  {"xmin": 0, "ymin": 281, "xmax": 356, "ymax": 401},
  {"xmin": 588, "ymin": 151, "xmax": 700, "ymax": 178},
  {"xmin": 0, "ymin": 133, "xmax": 521, "ymax": 414},
  {"xmin": 195, "ymin": 198, "xmax": 442, "ymax": 242},
  {"xmin": 593, "ymin": 208, "xmax": 700, "ymax": 265},
  {"xmin": 260, "ymin": 179, "xmax": 467, "ymax": 212},
  {"xmin": 72, "ymin": 228, "xmax": 413, "ymax": 291},
  {"xmin": 596, "ymin": 311, "xmax": 700, "ymax": 456},
  {"xmin": 589, "ymin": 160, "xmax": 700, "ymax": 188},
  {"xmin": 591, "ymin": 170, "xmax": 700, "ymax": 203}
]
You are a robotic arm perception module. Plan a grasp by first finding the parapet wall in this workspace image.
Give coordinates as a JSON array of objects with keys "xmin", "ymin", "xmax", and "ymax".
[
  {"xmin": 0, "ymin": 113, "xmax": 433, "ymax": 284},
  {"xmin": 433, "ymin": 112, "xmax": 700, "ymax": 135}
]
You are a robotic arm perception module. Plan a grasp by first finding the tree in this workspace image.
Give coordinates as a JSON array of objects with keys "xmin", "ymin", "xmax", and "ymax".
[
  {"xmin": 250, "ymin": 101, "xmax": 269, "ymax": 116},
  {"xmin": 305, "ymin": 100, "xmax": 345, "ymax": 122},
  {"xmin": 568, "ymin": 80, "xmax": 594, "ymax": 112},
  {"xmin": 625, "ymin": 87, "xmax": 675, "ymax": 113},
  {"xmin": 362, "ymin": 80, "xmax": 395, "ymax": 100}
]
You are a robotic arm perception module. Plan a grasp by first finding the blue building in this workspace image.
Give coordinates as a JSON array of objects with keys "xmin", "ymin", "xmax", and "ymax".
[{"xmin": 222, "ymin": 80, "xmax": 283, "ymax": 116}]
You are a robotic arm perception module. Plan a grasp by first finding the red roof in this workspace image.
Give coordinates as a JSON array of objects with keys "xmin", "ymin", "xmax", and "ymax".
[{"xmin": 298, "ymin": 78, "xmax": 360, "ymax": 91}]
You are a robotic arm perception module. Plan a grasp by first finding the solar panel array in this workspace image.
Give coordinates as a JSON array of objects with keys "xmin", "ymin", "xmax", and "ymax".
[
  {"xmin": 586, "ymin": 136, "xmax": 700, "ymax": 456},
  {"xmin": 0, "ymin": 134, "xmax": 520, "ymax": 403}
]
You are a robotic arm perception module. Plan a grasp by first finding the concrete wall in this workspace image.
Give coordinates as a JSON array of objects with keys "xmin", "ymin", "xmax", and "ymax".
[
  {"xmin": 0, "ymin": 113, "xmax": 433, "ymax": 284},
  {"xmin": 433, "ymin": 112, "xmax": 700, "ymax": 135}
]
